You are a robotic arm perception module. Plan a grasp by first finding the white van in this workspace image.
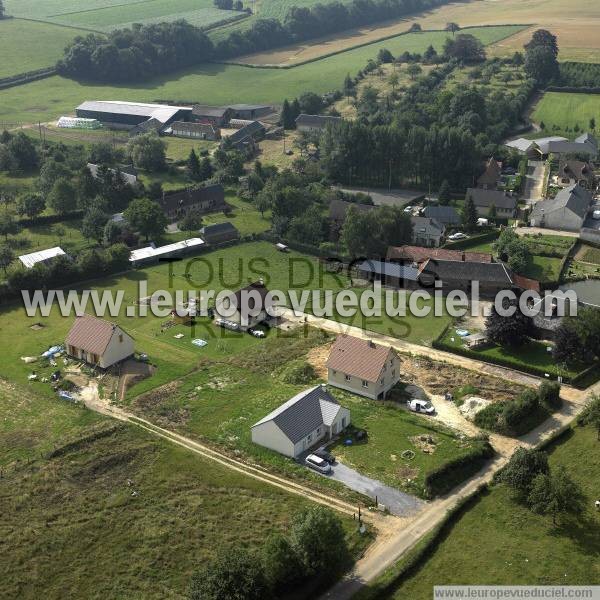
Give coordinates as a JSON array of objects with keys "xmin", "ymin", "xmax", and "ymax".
[
  {"xmin": 408, "ymin": 399, "xmax": 435, "ymax": 415},
  {"xmin": 305, "ymin": 454, "xmax": 332, "ymax": 474}
]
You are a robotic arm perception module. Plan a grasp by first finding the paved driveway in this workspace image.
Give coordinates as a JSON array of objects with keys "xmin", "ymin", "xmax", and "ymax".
[
  {"xmin": 326, "ymin": 461, "xmax": 424, "ymax": 517},
  {"xmin": 522, "ymin": 160, "xmax": 546, "ymax": 205}
]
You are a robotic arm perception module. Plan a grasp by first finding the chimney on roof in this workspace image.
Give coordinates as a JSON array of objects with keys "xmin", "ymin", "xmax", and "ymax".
[{"xmin": 368, "ymin": 340, "xmax": 376, "ymax": 349}]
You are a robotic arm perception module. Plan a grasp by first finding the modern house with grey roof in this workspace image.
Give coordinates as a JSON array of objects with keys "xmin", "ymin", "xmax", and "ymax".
[
  {"xmin": 296, "ymin": 114, "xmax": 342, "ymax": 133},
  {"xmin": 411, "ymin": 216, "xmax": 445, "ymax": 247},
  {"xmin": 251, "ymin": 385, "xmax": 350, "ymax": 458},
  {"xmin": 530, "ymin": 184, "xmax": 593, "ymax": 232},
  {"xmin": 466, "ymin": 188, "xmax": 517, "ymax": 219},
  {"xmin": 421, "ymin": 205, "xmax": 461, "ymax": 226}
]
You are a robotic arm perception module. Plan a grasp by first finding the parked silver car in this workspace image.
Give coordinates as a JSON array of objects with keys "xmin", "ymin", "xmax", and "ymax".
[{"xmin": 305, "ymin": 453, "xmax": 332, "ymax": 474}]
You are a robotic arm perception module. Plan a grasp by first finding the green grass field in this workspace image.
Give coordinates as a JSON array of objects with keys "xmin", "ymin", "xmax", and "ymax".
[
  {"xmin": 440, "ymin": 329, "xmax": 586, "ymax": 380},
  {"xmin": 329, "ymin": 389, "xmax": 489, "ymax": 497},
  {"xmin": 0, "ymin": 380, "xmax": 368, "ymax": 599},
  {"xmin": 533, "ymin": 92, "xmax": 600, "ymax": 135},
  {"xmin": 0, "ymin": 25, "xmax": 525, "ymax": 125},
  {"xmin": 378, "ymin": 425, "xmax": 600, "ymax": 598},
  {"xmin": 0, "ymin": 19, "xmax": 90, "ymax": 79},
  {"xmin": 4, "ymin": 0, "xmax": 245, "ymax": 32}
]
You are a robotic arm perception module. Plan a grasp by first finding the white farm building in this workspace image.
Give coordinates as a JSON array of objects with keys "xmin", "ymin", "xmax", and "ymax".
[{"xmin": 251, "ymin": 385, "xmax": 350, "ymax": 458}]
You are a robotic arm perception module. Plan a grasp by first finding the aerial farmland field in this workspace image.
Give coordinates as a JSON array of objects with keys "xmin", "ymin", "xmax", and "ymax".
[
  {"xmin": 532, "ymin": 92, "xmax": 600, "ymax": 135},
  {"xmin": 3, "ymin": 0, "xmax": 246, "ymax": 32},
  {"xmin": 0, "ymin": 25, "xmax": 525, "ymax": 124},
  {"xmin": 0, "ymin": 19, "xmax": 90, "ymax": 79}
]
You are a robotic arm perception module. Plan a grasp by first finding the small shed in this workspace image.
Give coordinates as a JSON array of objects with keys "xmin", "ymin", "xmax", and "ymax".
[
  {"xmin": 200, "ymin": 222, "xmax": 240, "ymax": 246},
  {"xmin": 463, "ymin": 333, "xmax": 488, "ymax": 349}
]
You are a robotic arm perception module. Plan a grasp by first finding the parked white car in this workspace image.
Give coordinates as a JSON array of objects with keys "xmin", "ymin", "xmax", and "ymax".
[
  {"xmin": 448, "ymin": 232, "xmax": 468, "ymax": 241},
  {"xmin": 408, "ymin": 399, "xmax": 436, "ymax": 415},
  {"xmin": 305, "ymin": 454, "xmax": 332, "ymax": 474}
]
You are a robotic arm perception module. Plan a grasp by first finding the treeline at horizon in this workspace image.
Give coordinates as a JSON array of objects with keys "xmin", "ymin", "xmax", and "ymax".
[{"xmin": 57, "ymin": 0, "xmax": 454, "ymax": 83}]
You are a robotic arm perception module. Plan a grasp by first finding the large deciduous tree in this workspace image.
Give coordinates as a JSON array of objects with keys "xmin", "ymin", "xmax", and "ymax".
[{"xmin": 124, "ymin": 198, "xmax": 167, "ymax": 241}]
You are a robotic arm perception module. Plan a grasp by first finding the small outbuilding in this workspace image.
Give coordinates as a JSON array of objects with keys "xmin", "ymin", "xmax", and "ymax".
[
  {"xmin": 251, "ymin": 385, "xmax": 350, "ymax": 458},
  {"xmin": 200, "ymin": 222, "xmax": 240, "ymax": 245},
  {"xmin": 65, "ymin": 314, "xmax": 134, "ymax": 369},
  {"xmin": 19, "ymin": 247, "xmax": 66, "ymax": 269}
]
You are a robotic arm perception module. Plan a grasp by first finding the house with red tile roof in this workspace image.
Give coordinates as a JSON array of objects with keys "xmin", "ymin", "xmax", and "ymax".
[
  {"xmin": 386, "ymin": 245, "xmax": 492, "ymax": 264},
  {"xmin": 326, "ymin": 335, "xmax": 400, "ymax": 400},
  {"xmin": 66, "ymin": 315, "xmax": 134, "ymax": 369}
]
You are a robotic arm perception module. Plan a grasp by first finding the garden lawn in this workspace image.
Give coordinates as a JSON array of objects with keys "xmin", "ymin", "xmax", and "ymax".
[
  {"xmin": 0, "ymin": 19, "xmax": 87, "ymax": 79},
  {"xmin": 519, "ymin": 254, "xmax": 564, "ymax": 284},
  {"xmin": 329, "ymin": 389, "xmax": 489, "ymax": 498},
  {"xmin": 533, "ymin": 92, "xmax": 600, "ymax": 136},
  {"xmin": 0, "ymin": 242, "xmax": 347, "ymax": 397},
  {"xmin": 440, "ymin": 328, "xmax": 587, "ymax": 380},
  {"xmin": 317, "ymin": 287, "xmax": 452, "ymax": 346},
  {"xmin": 0, "ymin": 25, "xmax": 525, "ymax": 124},
  {"xmin": 381, "ymin": 425, "xmax": 600, "ymax": 599},
  {"xmin": 0, "ymin": 380, "xmax": 369, "ymax": 600}
]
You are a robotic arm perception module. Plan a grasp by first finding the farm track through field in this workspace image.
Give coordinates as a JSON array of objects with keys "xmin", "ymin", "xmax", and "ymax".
[{"xmin": 82, "ymin": 390, "xmax": 387, "ymax": 522}]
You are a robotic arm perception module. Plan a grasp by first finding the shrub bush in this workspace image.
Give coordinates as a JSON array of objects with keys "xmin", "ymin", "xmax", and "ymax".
[
  {"xmin": 423, "ymin": 440, "xmax": 494, "ymax": 498},
  {"xmin": 538, "ymin": 381, "xmax": 562, "ymax": 411},
  {"xmin": 280, "ymin": 360, "xmax": 318, "ymax": 385}
]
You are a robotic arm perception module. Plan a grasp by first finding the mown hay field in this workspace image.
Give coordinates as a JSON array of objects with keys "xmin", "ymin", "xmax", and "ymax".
[{"xmin": 235, "ymin": 0, "xmax": 600, "ymax": 66}]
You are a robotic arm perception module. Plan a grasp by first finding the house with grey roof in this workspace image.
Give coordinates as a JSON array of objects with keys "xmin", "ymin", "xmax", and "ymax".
[
  {"xmin": 224, "ymin": 120, "xmax": 265, "ymax": 150},
  {"xmin": 251, "ymin": 385, "xmax": 350, "ymax": 458},
  {"xmin": 532, "ymin": 132, "xmax": 598, "ymax": 159},
  {"xmin": 355, "ymin": 259, "xmax": 420, "ymax": 289},
  {"xmin": 200, "ymin": 222, "xmax": 239, "ymax": 245},
  {"xmin": 296, "ymin": 114, "xmax": 342, "ymax": 133},
  {"xmin": 530, "ymin": 184, "xmax": 593, "ymax": 232},
  {"xmin": 421, "ymin": 205, "xmax": 461, "ymax": 226},
  {"xmin": 419, "ymin": 258, "xmax": 514, "ymax": 296},
  {"xmin": 170, "ymin": 121, "xmax": 220, "ymax": 141},
  {"xmin": 466, "ymin": 188, "xmax": 517, "ymax": 219},
  {"xmin": 191, "ymin": 105, "xmax": 233, "ymax": 127},
  {"xmin": 411, "ymin": 216, "xmax": 445, "ymax": 247}
]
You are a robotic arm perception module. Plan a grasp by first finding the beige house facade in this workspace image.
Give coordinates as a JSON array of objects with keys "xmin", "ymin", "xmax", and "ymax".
[{"xmin": 326, "ymin": 335, "xmax": 400, "ymax": 400}]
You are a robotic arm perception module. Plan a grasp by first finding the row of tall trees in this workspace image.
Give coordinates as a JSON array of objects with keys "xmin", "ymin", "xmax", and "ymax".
[
  {"xmin": 57, "ymin": 21, "xmax": 213, "ymax": 82},
  {"xmin": 214, "ymin": 0, "xmax": 454, "ymax": 59}
]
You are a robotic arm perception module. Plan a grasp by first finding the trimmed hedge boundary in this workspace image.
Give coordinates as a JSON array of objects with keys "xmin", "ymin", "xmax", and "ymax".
[
  {"xmin": 0, "ymin": 67, "xmax": 57, "ymax": 90},
  {"xmin": 424, "ymin": 441, "xmax": 495, "ymax": 498}
]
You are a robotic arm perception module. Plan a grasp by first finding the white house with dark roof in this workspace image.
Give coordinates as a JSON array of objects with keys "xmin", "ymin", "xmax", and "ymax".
[
  {"xmin": 530, "ymin": 184, "xmax": 593, "ymax": 232},
  {"xmin": 251, "ymin": 385, "xmax": 350, "ymax": 458},
  {"xmin": 326, "ymin": 335, "xmax": 400, "ymax": 400},
  {"xmin": 65, "ymin": 315, "xmax": 134, "ymax": 369}
]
